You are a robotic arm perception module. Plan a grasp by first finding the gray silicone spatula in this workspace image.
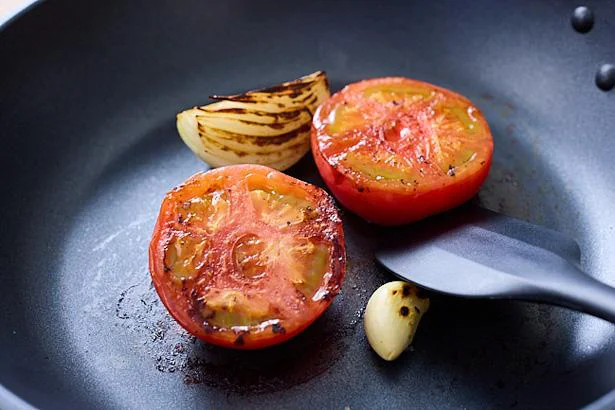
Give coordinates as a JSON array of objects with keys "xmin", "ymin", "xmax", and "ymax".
[{"xmin": 375, "ymin": 205, "xmax": 615, "ymax": 323}]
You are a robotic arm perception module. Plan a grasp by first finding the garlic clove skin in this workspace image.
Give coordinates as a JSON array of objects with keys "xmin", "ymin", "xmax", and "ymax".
[{"xmin": 363, "ymin": 281, "xmax": 430, "ymax": 361}]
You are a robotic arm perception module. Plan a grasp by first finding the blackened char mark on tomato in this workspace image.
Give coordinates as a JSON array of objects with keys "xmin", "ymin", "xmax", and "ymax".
[
  {"xmin": 234, "ymin": 334, "xmax": 246, "ymax": 346},
  {"xmin": 180, "ymin": 278, "xmax": 189, "ymax": 294},
  {"xmin": 295, "ymin": 287, "xmax": 308, "ymax": 303},
  {"xmin": 271, "ymin": 323, "xmax": 286, "ymax": 334},
  {"xmin": 327, "ymin": 235, "xmax": 345, "ymax": 297},
  {"xmin": 313, "ymin": 192, "xmax": 345, "ymax": 298},
  {"xmin": 319, "ymin": 290, "xmax": 334, "ymax": 303},
  {"xmin": 187, "ymin": 288, "xmax": 218, "ymax": 335},
  {"xmin": 327, "ymin": 164, "xmax": 345, "ymax": 186}
]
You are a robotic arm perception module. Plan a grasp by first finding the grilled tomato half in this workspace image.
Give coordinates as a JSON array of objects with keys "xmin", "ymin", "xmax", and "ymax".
[
  {"xmin": 149, "ymin": 165, "xmax": 345, "ymax": 349},
  {"xmin": 311, "ymin": 77, "xmax": 493, "ymax": 225}
]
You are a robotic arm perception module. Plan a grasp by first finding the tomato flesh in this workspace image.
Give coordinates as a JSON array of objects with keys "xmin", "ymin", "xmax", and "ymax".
[
  {"xmin": 149, "ymin": 165, "xmax": 345, "ymax": 349},
  {"xmin": 311, "ymin": 77, "xmax": 493, "ymax": 225}
]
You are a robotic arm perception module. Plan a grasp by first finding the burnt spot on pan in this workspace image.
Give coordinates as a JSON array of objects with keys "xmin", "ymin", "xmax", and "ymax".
[{"xmin": 116, "ymin": 280, "xmax": 358, "ymax": 394}]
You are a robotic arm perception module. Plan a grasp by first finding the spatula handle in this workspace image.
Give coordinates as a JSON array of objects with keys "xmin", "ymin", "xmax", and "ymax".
[{"xmin": 541, "ymin": 267, "xmax": 615, "ymax": 324}]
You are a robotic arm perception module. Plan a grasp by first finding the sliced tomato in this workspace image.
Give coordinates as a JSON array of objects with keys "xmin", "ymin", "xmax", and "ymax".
[
  {"xmin": 311, "ymin": 77, "xmax": 494, "ymax": 225},
  {"xmin": 149, "ymin": 164, "xmax": 346, "ymax": 349}
]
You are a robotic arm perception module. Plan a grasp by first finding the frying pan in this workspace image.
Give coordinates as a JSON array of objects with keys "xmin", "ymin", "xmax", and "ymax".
[{"xmin": 1, "ymin": 0, "xmax": 615, "ymax": 408}]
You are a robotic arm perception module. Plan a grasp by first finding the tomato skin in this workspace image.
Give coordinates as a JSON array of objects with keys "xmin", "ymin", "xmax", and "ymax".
[
  {"xmin": 149, "ymin": 165, "xmax": 346, "ymax": 349},
  {"xmin": 311, "ymin": 77, "xmax": 494, "ymax": 225},
  {"xmin": 312, "ymin": 149, "xmax": 491, "ymax": 225}
]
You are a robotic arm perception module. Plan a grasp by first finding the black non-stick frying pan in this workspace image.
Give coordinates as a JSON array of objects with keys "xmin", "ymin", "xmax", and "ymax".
[{"xmin": 1, "ymin": 0, "xmax": 615, "ymax": 408}]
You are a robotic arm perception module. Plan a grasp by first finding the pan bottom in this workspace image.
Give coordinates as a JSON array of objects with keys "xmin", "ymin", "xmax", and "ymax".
[{"xmin": 31, "ymin": 92, "xmax": 612, "ymax": 409}]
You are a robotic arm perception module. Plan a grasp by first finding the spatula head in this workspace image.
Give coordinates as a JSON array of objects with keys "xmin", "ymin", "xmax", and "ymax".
[{"xmin": 375, "ymin": 205, "xmax": 581, "ymax": 298}]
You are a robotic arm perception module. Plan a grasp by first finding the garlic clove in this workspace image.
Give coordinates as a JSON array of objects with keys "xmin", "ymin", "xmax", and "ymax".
[{"xmin": 363, "ymin": 281, "xmax": 430, "ymax": 361}]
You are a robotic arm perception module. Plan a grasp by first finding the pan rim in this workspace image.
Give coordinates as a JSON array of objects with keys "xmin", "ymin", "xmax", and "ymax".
[
  {"xmin": 0, "ymin": 1, "xmax": 613, "ymax": 409},
  {"xmin": 0, "ymin": 384, "xmax": 35, "ymax": 410},
  {"xmin": 0, "ymin": 0, "xmax": 39, "ymax": 31}
]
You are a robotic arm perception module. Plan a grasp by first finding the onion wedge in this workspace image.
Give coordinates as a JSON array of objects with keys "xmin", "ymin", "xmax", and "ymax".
[{"xmin": 177, "ymin": 71, "xmax": 330, "ymax": 170}]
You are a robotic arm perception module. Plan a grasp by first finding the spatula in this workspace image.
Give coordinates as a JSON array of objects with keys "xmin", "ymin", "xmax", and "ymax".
[{"xmin": 375, "ymin": 205, "xmax": 615, "ymax": 323}]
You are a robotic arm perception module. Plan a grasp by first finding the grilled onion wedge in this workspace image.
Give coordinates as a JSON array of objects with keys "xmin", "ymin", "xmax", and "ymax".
[{"xmin": 177, "ymin": 71, "xmax": 330, "ymax": 171}]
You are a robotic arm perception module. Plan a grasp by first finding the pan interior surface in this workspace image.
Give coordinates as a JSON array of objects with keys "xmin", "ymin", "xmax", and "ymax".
[{"xmin": 1, "ymin": 1, "xmax": 615, "ymax": 409}]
